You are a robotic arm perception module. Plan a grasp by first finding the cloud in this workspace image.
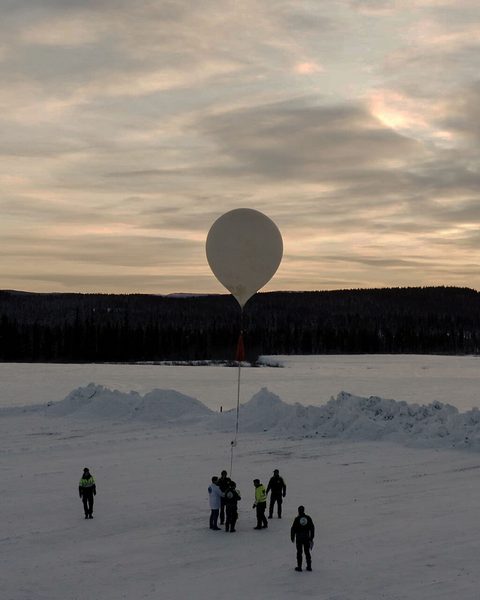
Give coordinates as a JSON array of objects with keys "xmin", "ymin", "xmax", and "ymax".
[
  {"xmin": 0, "ymin": 0, "xmax": 479, "ymax": 293},
  {"xmin": 348, "ymin": 0, "xmax": 398, "ymax": 14},
  {"xmin": 198, "ymin": 99, "xmax": 425, "ymax": 182},
  {"xmin": 381, "ymin": 14, "xmax": 480, "ymax": 97},
  {"xmin": 440, "ymin": 82, "xmax": 480, "ymax": 143},
  {"xmin": 350, "ymin": 0, "xmax": 479, "ymax": 13}
]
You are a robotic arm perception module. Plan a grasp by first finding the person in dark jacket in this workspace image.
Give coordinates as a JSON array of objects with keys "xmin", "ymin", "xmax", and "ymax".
[
  {"xmin": 79, "ymin": 467, "xmax": 96, "ymax": 519},
  {"xmin": 291, "ymin": 505, "xmax": 315, "ymax": 571},
  {"xmin": 217, "ymin": 470, "xmax": 230, "ymax": 525},
  {"xmin": 266, "ymin": 469, "xmax": 286, "ymax": 518},
  {"xmin": 224, "ymin": 480, "xmax": 241, "ymax": 532}
]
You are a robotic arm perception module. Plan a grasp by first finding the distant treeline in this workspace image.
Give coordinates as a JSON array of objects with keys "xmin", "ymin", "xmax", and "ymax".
[{"xmin": 0, "ymin": 286, "xmax": 479, "ymax": 362}]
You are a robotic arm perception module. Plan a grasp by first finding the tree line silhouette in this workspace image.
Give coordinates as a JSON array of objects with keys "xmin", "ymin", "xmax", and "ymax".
[{"xmin": 0, "ymin": 286, "xmax": 478, "ymax": 362}]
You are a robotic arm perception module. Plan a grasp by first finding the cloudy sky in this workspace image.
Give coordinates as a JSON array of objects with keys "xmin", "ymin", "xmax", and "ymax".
[{"xmin": 1, "ymin": 0, "xmax": 479, "ymax": 294}]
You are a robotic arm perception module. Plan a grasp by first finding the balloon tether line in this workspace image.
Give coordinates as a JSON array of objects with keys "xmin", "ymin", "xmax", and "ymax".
[{"xmin": 230, "ymin": 308, "xmax": 244, "ymax": 477}]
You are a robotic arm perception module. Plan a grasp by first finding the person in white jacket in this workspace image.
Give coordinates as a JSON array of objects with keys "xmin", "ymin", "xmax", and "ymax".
[{"xmin": 208, "ymin": 476, "xmax": 224, "ymax": 530}]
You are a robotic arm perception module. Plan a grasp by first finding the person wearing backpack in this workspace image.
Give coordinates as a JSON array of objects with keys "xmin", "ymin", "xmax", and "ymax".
[
  {"xmin": 290, "ymin": 505, "xmax": 315, "ymax": 571},
  {"xmin": 224, "ymin": 480, "xmax": 241, "ymax": 532}
]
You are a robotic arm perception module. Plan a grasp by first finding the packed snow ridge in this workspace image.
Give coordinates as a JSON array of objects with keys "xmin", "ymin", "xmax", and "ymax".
[
  {"xmin": 7, "ymin": 383, "xmax": 480, "ymax": 451},
  {"xmin": 45, "ymin": 384, "xmax": 212, "ymax": 423}
]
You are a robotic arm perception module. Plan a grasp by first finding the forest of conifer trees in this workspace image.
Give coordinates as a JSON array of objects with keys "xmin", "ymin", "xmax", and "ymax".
[{"xmin": 0, "ymin": 286, "xmax": 478, "ymax": 362}]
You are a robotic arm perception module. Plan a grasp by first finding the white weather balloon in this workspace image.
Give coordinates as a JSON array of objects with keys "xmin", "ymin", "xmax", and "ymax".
[{"xmin": 206, "ymin": 208, "xmax": 283, "ymax": 309}]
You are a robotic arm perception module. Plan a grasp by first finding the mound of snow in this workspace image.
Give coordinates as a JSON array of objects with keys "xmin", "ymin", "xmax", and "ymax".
[
  {"xmin": 134, "ymin": 389, "xmax": 212, "ymax": 422},
  {"xmin": 47, "ymin": 384, "xmax": 212, "ymax": 423},
  {"xmin": 307, "ymin": 392, "xmax": 462, "ymax": 444},
  {"xmin": 41, "ymin": 383, "xmax": 480, "ymax": 451},
  {"xmin": 257, "ymin": 356, "xmax": 284, "ymax": 367},
  {"xmin": 209, "ymin": 388, "xmax": 312, "ymax": 434},
  {"xmin": 46, "ymin": 384, "xmax": 140, "ymax": 418},
  {"xmin": 209, "ymin": 388, "xmax": 480, "ymax": 450}
]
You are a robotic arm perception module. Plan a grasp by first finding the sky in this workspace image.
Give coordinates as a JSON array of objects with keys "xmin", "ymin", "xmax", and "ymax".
[{"xmin": 1, "ymin": 0, "xmax": 479, "ymax": 295}]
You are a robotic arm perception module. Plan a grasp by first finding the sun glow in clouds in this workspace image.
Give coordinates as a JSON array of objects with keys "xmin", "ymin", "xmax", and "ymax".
[
  {"xmin": 368, "ymin": 90, "xmax": 454, "ymax": 145},
  {"xmin": 294, "ymin": 62, "xmax": 323, "ymax": 75}
]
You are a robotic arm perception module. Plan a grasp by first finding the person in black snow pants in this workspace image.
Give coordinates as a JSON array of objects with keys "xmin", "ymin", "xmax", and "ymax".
[
  {"xmin": 291, "ymin": 505, "xmax": 315, "ymax": 572},
  {"xmin": 79, "ymin": 467, "xmax": 96, "ymax": 519},
  {"xmin": 217, "ymin": 470, "xmax": 230, "ymax": 525},
  {"xmin": 253, "ymin": 479, "xmax": 268, "ymax": 529},
  {"xmin": 266, "ymin": 468, "xmax": 286, "ymax": 518},
  {"xmin": 224, "ymin": 480, "xmax": 241, "ymax": 532}
]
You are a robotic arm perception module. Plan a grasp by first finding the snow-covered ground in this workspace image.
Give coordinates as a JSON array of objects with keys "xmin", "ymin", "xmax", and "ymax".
[
  {"xmin": 2, "ymin": 356, "xmax": 480, "ymax": 600},
  {"xmin": 2, "ymin": 354, "xmax": 479, "ymax": 411}
]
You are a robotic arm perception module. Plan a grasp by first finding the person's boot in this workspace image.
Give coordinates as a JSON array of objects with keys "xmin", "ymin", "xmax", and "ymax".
[
  {"xmin": 306, "ymin": 564, "xmax": 312, "ymax": 571},
  {"xmin": 295, "ymin": 566, "xmax": 302, "ymax": 572}
]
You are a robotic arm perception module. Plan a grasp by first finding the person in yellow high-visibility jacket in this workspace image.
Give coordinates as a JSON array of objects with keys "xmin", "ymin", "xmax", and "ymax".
[
  {"xmin": 252, "ymin": 479, "xmax": 268, "ymax": 529},
  {"xmin": 79, "ymin": 467, "xmax": 96, "ymax": 519}
]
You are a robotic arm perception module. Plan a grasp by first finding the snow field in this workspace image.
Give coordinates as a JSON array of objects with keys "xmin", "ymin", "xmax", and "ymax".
[
  {"xmin": 2, "ymin": 419, "xmax": 480, "ymax": 600},
  {"xmin": 1, "ymin": 354, "xmax": 479, "ymax": 412},
  {"xmin": 2, "ymin": 356, "xmax": 480, "ymax": 599}
]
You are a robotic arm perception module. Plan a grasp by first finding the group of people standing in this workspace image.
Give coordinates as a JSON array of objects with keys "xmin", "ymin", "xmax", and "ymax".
[
  {"xmin": 78, "ymin": 465, "xmax": 314, "ymax": 573},
  {"xmin": 208, "ymin": 470, "xmax": 241, "ymax": 532},
  {"xmin": 208, "ymin": 468, "xmax": 315, "ymax": 572}
]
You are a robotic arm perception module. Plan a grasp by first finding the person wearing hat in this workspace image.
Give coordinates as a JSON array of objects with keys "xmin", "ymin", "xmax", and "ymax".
[
  {"xmin": 290, "ymin": 505, "xmax": 315, "ymax": 571},
  {"xmin": 217, "ymin": 470, "xmax": 230, "ymax": 525},
  {"xmin": 252, "ymin": 479, "xmax": 268, "ymax": 530},
  {"xmin": 266, "ymin": 469, "xmax": 286, "ymax": 519},
  {"xmin": 79, "ymin": 467, "xmax": 96, "ymax": 519},
  {"xmin": 224, "ymin": 480, "xmax": 241, "ymax": 532}
]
